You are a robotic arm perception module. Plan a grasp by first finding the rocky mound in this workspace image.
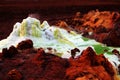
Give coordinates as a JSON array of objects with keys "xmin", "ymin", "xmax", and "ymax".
[{"xmin": 0, "ymin": 39, "xmax": 119, "ymax": 80}]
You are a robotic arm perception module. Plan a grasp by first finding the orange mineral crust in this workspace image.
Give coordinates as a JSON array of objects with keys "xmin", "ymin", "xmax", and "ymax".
[
  {"xmin": 0, "ymin": 40, "xmax": 118, "ymax": 80},
  {"xmin": 66, "ymin": 47, "xmax": 116, "ymax": 80},
  {"xmin": 55, "ymin": 10, "xmax": 120, "ymax": 47}
]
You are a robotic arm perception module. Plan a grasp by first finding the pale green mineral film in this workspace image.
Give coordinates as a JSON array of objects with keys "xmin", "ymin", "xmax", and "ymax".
[
  {"xmin": 20, "ymin": 19, "xmax": 27, "ymax": 37},
  {"xmin": 54, "ymin": 29, "xmax": 75, "ymax": 47}
]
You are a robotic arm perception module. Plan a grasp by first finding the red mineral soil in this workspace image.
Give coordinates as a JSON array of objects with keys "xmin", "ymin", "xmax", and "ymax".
[{"xmin": 0, "ymin": 39, "xmax": 118, "ymax": 80}]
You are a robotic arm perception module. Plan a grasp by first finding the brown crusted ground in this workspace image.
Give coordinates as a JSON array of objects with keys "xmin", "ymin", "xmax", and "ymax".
[{"xmin": 0, "ymin": 40, "xmax": 117, "ymax": 80}]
